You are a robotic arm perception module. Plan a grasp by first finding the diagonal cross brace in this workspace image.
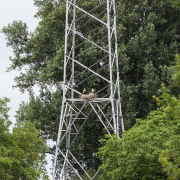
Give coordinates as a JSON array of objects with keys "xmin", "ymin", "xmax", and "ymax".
[
  {"xmin": 68, "ymin": 1, "xmax": 107, "ymax": 26},
  {"xmin": 67, "ymin": 55, "xmax": 114, "ymax": 85},
  {"xmin": 89, "ymin": 102, "xmax": 111, "ymax": 135},
  {"xmin": 58, "ymin": 102, "xmax": 86, "ymax": 146},
  {"xmin": 69, "ymin": 27, "xmax": 109, "ymax": 54},
  {"xmin": 58, "ymin": 148, "xmax": 83, "ymax": 180}
]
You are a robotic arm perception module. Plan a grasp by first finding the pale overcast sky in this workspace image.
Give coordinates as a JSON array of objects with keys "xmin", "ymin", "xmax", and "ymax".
[{"xmin": 0, "ymin": 0, "xmax": 53, "ymax": 178}]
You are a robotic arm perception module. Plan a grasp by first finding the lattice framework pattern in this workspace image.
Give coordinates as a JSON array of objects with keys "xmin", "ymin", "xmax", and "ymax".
[{"xmin": 53, "ymin": 0, "xmax": 124, "ymax": 179}]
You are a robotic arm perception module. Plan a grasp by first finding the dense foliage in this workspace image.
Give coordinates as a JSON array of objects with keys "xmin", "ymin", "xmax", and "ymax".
[
  {"xmin": 159, "ymin": 138, "xmax": 180, "ymax": 180},
  {"xmin": 156, "ymin": 52, "xmax": 180, "ymax": 180},
  {"xmin": 117, "ymin": 0, "xmax": 180, "ymax": 127},
  {"xmin": 0, "ymin": 97, "xmax": 49, "ymax": 180},
  {"xmin": 97, "ymin": 87, "xmax": 180, "ymax": 179},
  {"xmin": 2, "ymin": 0, "xmax": 180, "ymax": 174}
]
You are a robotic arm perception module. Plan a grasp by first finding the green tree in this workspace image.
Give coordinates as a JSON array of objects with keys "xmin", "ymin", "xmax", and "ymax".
[
  {"xmin": 97, "ymin": 96, "xmax": 180, "ymax": 179},
  {"xmin": 117, "ymin": 0, "xmax": 180, "ymax": 127},
  {"xmin": 0, "ymin": 97, "xmax": 49, "ymax": 180},
  {"xmin": 172, "ymin": 0, "xmax": 180, "ymax": 7},
  {"xmin": 15, "ymin": 91, "xmax": 62, "ymax": 142},
  {"xmin": 157, "ymin": 53, "xmax": 180, "ymax": 180},
  {"xmin": 173, "ymin": 53, "xmax": 180, "ymax": 87},
  {"xmin": 159, "ymin": 138, "xmax": 180, "ymax": 180},
  {"xmin": 2, "ymin": 0, "xmax": 180, "ymax": 173}
]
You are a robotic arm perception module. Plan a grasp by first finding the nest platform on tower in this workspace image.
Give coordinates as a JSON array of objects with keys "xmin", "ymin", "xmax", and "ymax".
[{"xmin": 79, "ymin": 88, "xmax": 98, "ymax": 101}]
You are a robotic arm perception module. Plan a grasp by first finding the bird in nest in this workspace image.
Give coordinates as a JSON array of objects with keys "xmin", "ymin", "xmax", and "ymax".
[{"xmin": 79, "ymin": 88, "xmax": 98, "ymax": 100}]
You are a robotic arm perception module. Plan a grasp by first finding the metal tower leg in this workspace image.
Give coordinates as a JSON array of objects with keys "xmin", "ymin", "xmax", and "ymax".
[{"xmin": 53, "ymin": 0, "xmax": 124, "ymax": 179}]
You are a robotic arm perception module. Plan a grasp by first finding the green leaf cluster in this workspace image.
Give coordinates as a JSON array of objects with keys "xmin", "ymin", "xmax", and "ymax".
[
  {"xmin": 159, "ymin": 138, "xmax": 180, "ymax": 180},
  {"xmin": 173, "ymin": 54, "xmax": 180, "ymax": 87},
  {"xmin": 0, "ymin": 97, "xmax": 49, "ymax": 180},
  {"xmin": 97, "ymin": 102, "xmax": 180, "ymax": 179},
  {"xmin": 15, "ymin": 90, "xmax": 62, "ymax": 142}
]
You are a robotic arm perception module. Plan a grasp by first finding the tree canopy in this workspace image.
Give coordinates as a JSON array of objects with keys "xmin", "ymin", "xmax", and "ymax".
[
  {"xmin": 97, "ymin": 86, "xmax": 180, "ymax": 179},
  {"xmin": 159, "ymin": 137, "xmax": 180, "ymax": 180},
  {"xmin": 0, "ymin": 97, "xmax": 49, "ymax": 180}
]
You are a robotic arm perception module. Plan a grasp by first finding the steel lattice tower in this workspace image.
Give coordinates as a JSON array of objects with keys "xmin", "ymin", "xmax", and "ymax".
[{"xmin": 53, "ymin": 0, "xmax": 124, "ymax": 179}]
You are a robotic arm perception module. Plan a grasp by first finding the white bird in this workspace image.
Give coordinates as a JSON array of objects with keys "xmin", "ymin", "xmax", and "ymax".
[
  {"xmin": 79, "ymin": 88, "xmax": 88, "ymax": 100},
  {"xmin": 89, "ymin": 88, "xmax": 97, "ymax": 99},
  {"xmin": 83, "ymin": 88, "xmax": 86, "ymax": 94}
]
